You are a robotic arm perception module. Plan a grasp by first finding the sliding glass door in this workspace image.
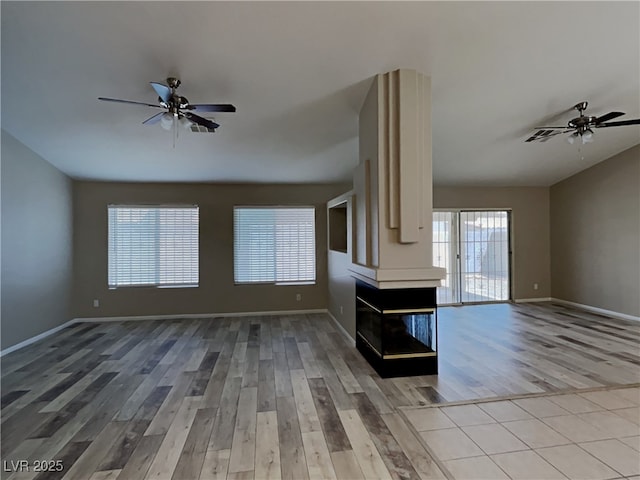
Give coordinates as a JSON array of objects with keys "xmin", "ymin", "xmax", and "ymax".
[
  {"xmin": 433, "ymin": 210, "xmax": 511, "ymax": 305},
  {"xmin": 433, "ymin": 211, "xmax": 459, "ymax": 304}
]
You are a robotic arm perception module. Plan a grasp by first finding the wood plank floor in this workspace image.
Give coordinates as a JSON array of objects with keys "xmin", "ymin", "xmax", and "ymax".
[{"xmin": 1, "ymin": 302, "xmax": 638, "ymax": 479}]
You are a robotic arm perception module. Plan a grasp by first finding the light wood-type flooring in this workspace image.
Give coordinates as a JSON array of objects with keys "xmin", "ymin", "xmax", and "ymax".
[{"xmin": 1, "ymin": 302, "xmax": 639, "ymax": 480}]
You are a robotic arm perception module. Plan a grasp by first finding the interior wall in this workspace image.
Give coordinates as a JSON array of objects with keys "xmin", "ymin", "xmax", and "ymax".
[
  {"xmin": 433, "ymin": 186, "xmax": 551, "ymax": 300},
  {"xmin": 1, "ymin": 130, "xmax": 73, "ymax": 350},
  {"xmin": 73, "ymin": 181, "xmax": 347, "ymax": 318},
  {"xmin": 327, "ymin": 192, "xmax": 356, "ymax": 339},
  {"xmin": 328, "ymin": 250, "xmax": 356, "ymax": 338},
  {"xmin": 550, "ymin": 144, "xmax": 640, "ymax": 317}
]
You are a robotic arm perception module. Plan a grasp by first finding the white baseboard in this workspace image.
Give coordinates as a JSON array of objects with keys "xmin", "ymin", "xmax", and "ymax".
[
  {"xmin": 513, "ymin": 297, "xmax": 552, "ymax": 303},
  {"xmin": 0, "ymin": 309, "xmax": 329, "ymax": 356},
  {"xmin": 0, "ymin": 319, "xmax": 77, "ymax": 357},
  {"xmin": 326, "ymin": 311, "xmax": 356, "ymax": 346},
  {"xmin": 551, "ymin": 298, "xmax": 640, "ymax": 322}
]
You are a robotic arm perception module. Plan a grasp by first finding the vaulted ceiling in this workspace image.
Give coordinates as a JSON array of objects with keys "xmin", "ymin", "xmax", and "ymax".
[{"xmin": 2, "ymin": 2, "xmax": 639, "ymax": 186}]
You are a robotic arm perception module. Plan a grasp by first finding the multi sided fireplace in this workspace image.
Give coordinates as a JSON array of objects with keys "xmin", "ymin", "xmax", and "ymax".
[{"xmin": 355, "ymin": 279, "xmax": 438, "ymax": 378}]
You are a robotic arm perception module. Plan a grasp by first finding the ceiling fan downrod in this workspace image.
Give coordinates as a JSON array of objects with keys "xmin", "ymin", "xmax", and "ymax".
[{"xmin": 574, "ymin": 101, "xmax": 588, "ymax": 116}]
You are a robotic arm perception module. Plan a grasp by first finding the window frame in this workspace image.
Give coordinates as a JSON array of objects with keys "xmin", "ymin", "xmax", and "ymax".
[
  {"xmin": 233, "ymin": 205, "xmax": 317, "ymax": 286},
  {"xmin": 107, "ymin": 204, "xmax": 200, "ymax": 289}
]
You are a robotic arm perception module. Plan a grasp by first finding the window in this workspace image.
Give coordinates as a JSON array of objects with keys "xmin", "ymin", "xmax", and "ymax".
[
  {"xmin": 108, "ymin": 205, "xmax": 199, "ymax": 288},
  {"xmin": 234, "ymin": 207, "xmax": 316, "ymax": 284}
]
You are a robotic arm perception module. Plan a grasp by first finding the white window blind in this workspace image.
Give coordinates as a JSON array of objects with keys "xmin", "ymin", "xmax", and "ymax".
[
  {"xmin": 234, "ymin": 207, "xmax": 316, "ymax": 284},
  {"xmin": 108, "ymin": 206, "xmax": 199, "ymax": 288}
]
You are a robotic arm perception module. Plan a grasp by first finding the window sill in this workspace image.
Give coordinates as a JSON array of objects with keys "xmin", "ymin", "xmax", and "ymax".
[
  {"xmin": 108, "ymin": 284, "xmax": 199, "ymax": 290},
  {"xmin": 234, "ymin": 281, "xmax": 316, "ymax": 287}
]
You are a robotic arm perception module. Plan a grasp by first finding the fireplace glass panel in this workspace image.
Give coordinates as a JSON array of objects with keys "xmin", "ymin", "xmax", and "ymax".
[
  {"xmin": 356, "ymin": 300, "xmax": 382, "ymax": 356},
  {"xmin": 383, "ymin": 312, "xmax": 436, "ymax": 358}
]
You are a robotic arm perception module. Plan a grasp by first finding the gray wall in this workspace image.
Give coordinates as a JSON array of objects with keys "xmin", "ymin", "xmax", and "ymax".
[
  {"xmin": 550, "ymin": 144, "xmax": 640, "ymax": 317},
  {"xmin": 327, "ymin": 250, "xmax": 355, "ymax": 338},
  {"xmin": 73, "ymin": 181, "xmax": 347, "ymax": 318},
  {"xmin": 327, "ymin": 193, "xmax": 356, "ymax": 339},
  {"xmin": 1, "ymin": 130, "xmax": 73, "ymax": 350},
  {"xmin": 433, "ymin": 187, "xmax": 551, "ymax": 300}
]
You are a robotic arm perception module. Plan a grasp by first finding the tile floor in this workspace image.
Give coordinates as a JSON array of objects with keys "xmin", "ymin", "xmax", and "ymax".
[{"xmin": 401, "ymin": 386, "xmax": 640, "ymax": 480}]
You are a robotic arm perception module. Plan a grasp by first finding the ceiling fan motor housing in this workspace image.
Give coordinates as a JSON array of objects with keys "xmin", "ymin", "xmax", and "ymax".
[
  {"xmin": 568, "ymin": 115, "xmax": 596, "ymax": 132},
  {"xmin": 569, "ymin": 102, "xmax": 594, "ymax": 133}
]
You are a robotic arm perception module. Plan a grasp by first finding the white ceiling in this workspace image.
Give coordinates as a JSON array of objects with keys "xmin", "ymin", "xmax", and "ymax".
[{"xmin": 2, "ymin": 1, "xmax": 639, "ymax": 186}]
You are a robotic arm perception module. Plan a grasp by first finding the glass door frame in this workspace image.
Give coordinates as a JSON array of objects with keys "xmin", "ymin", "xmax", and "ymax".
[{"xmin": 433, "ymin": 208, "xmax": 513, "ymax": 306}]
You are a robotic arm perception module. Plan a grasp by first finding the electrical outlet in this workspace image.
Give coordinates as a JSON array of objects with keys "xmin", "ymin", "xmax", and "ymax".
[
  {"xmin": 296, "ymin": 293, "xmax": 302, "ymax": 302},
  {"xmin": 93, "ymin": 299, "xmax": 100, "ymax": 308},
  {"xmin": 533, "ymin": 283, "xmax": 539, "ymax": 290}
]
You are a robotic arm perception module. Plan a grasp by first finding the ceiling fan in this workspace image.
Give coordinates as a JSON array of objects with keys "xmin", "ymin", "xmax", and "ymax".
[
  {"xmin": 99, "ymin": 77, "xmax": 235, "ymax": 133},
  {"xmin": 525, "ymin": 102, "xmax": 640, "ymax": 144}
]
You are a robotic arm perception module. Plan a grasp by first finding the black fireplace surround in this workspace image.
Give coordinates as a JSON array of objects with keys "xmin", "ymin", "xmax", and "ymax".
[{"xmin": 355, "ymin": 279, "xmax": 438, "ymax": 378}]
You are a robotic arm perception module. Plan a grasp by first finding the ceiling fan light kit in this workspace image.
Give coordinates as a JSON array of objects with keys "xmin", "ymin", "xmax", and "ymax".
[
  {"xmin": 525, "ymin": 101, "xmax": 640, "ymax": 144},
  {"xmin": 158, "ymin": 112, "xmax": 193, "ymax": 131},
  {"xmin": 567, "ymin": 129, "xmax": 594, "ymax": 145},
  {"xmin": 99, "ymin": 77, "xmax": 236, "ymax": 138}
]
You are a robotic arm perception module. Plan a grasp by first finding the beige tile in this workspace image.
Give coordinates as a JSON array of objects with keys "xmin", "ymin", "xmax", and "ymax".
[
  {"xmin": 479, "ymin": 400, "xmax": 533, "ymax": 422},
  {"xmin": 441, "ymin": 404, "xmax": 496, "ymax": 427},
  {"xmin": 502, "ymin": 418, "xmax": 572, "ymax": 449},
  {"xmin": 536, "ymin": 444, "xmax": 620, "ymax": 480},
  {"xmin": 491, "ymin": 450, "xmax": 567, "ymax": 480},
  {"xmin": 443, "ymin": 456, "xmax": 509, "ymax": 480},
  {"xmin": 610, "ymin": 387, "xmax": 640, "ymax": 406},
  {"xmin": 542, "ymin": 414, "xmax": 613, "ymax": 443},
  {"xmin": 579, "ymin": 439, "xmax": 640, "ymax": 477},
  {"xmin": 620, "ymin": 435, "xmax": 640, "ymax": 452},
  {"xmin": 420, "ymin": 428, "xmax": 484, "ymax": 461},
  {"xmin": 578, "ymin": 411, "xmax": 639, "ymax": 438},
  {"xmin": 580, "ymin": 390, "xmax": 637, "ymax": 410},
  {"xmin": 404, "ymin": 408, "xmax": 456, "ymax": 431},
  {"xmin": 612, "ymin": 406, "xmax": 640, "ymax": 426},
  {"xmin": 462, "ymin": 423, "xmax": 529, "ymax": 455},
  {"xmin": 547, "ymin": 393, "xmax": 605, "ymax": 414},
  {"xmin": 514, "ymin": 397, "xmax": 571, "ymax": 418}
]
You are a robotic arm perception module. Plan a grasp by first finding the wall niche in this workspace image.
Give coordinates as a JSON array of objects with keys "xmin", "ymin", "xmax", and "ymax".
[{"xmin": 328, "ymin": 202, "xmax": 348, "ymax": 253}]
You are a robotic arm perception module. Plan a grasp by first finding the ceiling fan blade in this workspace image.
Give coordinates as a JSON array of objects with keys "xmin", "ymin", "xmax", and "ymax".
[
  {"xmin": 142, "ymin": 112, "xmax": 164, "ymax": 125},
  {"xmin": 184, "ymin": 112, "xmax": 220, "ymax": 131},
  {"xmin": 98, "ymin": 97, "xmax": 162, "ymax": 108},
  {"xmin": 594, "ymin": 111, "xmax": 625, "ymax": 124},
  {"xmin": 539, "ymin": 131, "xmax": 569, "ymax": 142},
  {"xmin": 596, "ymin": 119, "xmax": 640, "ymax": 128},
  {"xmin": 187, "ymin": 104, "xmax": 236, "ymax": 113},
  {"xmin": 532, "ymin": 126, "xmax": 569, "ymax": 130},
  {"xmin": 150, "ymin": 82, "xmax": 171, "ymax": 103},
  {"xmin": 525, "ymin": 129, "xmax": 572, "ymax": 143},
  {"xmin": 525, "ymin": 130, "xmax": 547, "ymax": 142}
]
